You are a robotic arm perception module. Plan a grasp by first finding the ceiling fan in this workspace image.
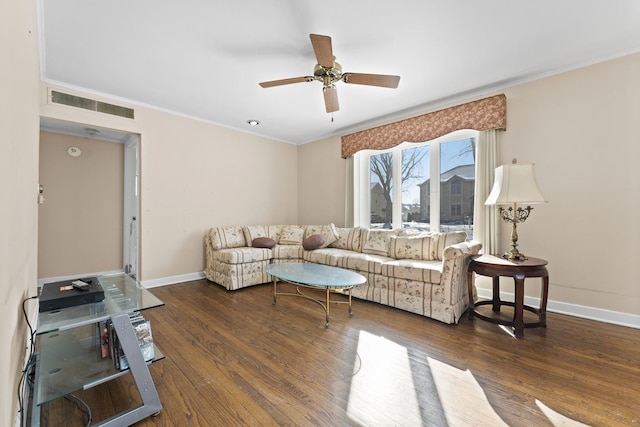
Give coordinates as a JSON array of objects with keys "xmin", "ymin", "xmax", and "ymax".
[{"xmin": 259, "ymin": 34, "xmax": 400, "ymax": 113}]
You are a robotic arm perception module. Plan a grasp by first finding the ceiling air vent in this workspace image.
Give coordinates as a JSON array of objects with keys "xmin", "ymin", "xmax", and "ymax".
[{"xmin": 51, "ymin": 90, "xmax": 135, "ymax": 119}]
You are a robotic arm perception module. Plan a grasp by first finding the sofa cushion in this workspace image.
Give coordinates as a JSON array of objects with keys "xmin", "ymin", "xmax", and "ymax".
[
  {"xmin": 330, "ymin": 227, "xmax": 364, "ymax": 252},
  {"xmin": 389, "ymin": 236, "xmax": 438, "ymax": 260},
  {"xmin": 336, "ymin": 252, "xmax": 394, "ymax": 274},
  {"xmin": 304, "ymin": 224, "xmax": 339, "ymax": 248},
  {"xmin": 264, "ymin": 225, "xmax": 285, "ymax": 242},
  {"xmin": 211, "ymin": 247, "xmax": 272, "ymax": 264},
  {"xmin": 208, "ymin": 226, "xmax": 246, "ymax": 250},
  {"xmin": 361, "ymin": 229, "xmax": 397, "ymax": 257},
  {"xmin": 303, "ymin": 234, "xmax": 326, "ymax": 250},
  {"xmin": 279, "ymin": 225, "xmax": 305, "ymax": 245},
  {"xmin": 243, "ymin": 225, "xmax": 267, "ymax": 243},
  {"xmin": 431, "ymin": 231, "xmax": 467, "ymax": 260},
  {"xmin": 271, "ymin": 244, "xmax": 304, "ymax": 260},
  {"xmin": 388, "ymin": 232, "xmax": 467, "ymax": 261},
  {"xmin": 252, "ymin": 237, "xmax": 276, "ymax": 248},
  {"xmin": 303, "ymin": 247, "xmax": 353, "ymax": 266},
  {"xmin": 397, "ymin": 228, "xmax": 431, "ymax": 237},
  {"xmin": 381, "ymin": 259, "xmax": 442, "ymax": 283}
]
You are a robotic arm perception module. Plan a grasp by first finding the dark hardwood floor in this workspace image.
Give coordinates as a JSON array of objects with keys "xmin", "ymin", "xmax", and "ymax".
[{"xmin": 40, "ymin": 279, "xmax": 640, "ymax": 426}]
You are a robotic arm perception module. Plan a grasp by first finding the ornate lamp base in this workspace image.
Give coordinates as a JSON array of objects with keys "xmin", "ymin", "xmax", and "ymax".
[
  {"xmin": 498, "ymin": 204, "xmax": 533, "ymax": 261},
  {"xmin": 503, "ymin": 247, "xmax": 528, "ymax": 261}
]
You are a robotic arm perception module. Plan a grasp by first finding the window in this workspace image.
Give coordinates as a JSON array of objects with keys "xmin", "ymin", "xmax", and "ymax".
[
  {"xmin": 451, "ymin": 180, "xmax": 461, "ymax": 195},
  {"xmin": 355, "ymin": 130, "xmax": 477, "ymax": 236}
]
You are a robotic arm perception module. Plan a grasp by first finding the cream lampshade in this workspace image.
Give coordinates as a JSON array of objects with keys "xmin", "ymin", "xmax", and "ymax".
[{"xmin": 485, "ymin": 161, "xmax": 547, "ymax": 260}]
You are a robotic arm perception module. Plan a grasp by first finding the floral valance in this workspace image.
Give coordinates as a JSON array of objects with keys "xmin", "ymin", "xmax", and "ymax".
[{"xmin": 341, "ymin": 94, "xmax": 506, "ymax": 158}]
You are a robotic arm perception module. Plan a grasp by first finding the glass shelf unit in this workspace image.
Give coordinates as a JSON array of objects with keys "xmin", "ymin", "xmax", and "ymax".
[
  {"xmin": 37, "ymin": 273, "xmax": 164, "ymax": 334},
  {"xmin": 35, "ymin": 325, "xmax": 165, "ymax": 405},
  {"xmin": 32, "ymin": 273, "xmax": 165, "ymax": 426}
]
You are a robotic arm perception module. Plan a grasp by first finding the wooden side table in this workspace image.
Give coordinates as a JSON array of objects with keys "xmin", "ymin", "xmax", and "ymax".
[{"xmin": 467, "ymin": 254, "xmax": 549, "ymax": 338}]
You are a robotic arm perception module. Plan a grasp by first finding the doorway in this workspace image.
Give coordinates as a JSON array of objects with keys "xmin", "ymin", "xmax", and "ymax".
[{"xmin": 38, "ymin": 118, "xmax": 139, "ymax": 282}]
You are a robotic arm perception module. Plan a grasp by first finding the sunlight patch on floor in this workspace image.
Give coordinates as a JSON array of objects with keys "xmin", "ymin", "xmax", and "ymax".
[
  {"xmin": 427, "ymin": 357, "xmax": 508, "ymax": 426},
  {"xmin": 536, "ymin": 400, "xmax": 592, "ymax": 427},
  {"xmin": 347, "ymin": 330, "xmax": 512, "ymax": 426},
  {"xmin": 347, "ymin": 330, "xmax": 422, "ymax": 426}
]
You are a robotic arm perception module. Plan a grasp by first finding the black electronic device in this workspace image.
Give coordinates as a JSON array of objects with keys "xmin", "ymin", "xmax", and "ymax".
[{"xmin": 39, "ymin": 277, "xmax": 105, "ymax": 312}]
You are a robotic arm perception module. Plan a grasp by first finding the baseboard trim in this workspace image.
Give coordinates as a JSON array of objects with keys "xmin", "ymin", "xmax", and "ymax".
[
  {"xmin": 476, "ymin": 288, "xmax": 640, "ymax": 330},
  {"xmin": 140, "ymin": 272, "xmax": 206, "ymax": 288}
]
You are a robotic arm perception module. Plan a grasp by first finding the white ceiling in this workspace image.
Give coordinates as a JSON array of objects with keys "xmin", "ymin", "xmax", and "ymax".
[{"xmin": 38, "ymin": 0, "xmax": 640, "ymax": 145}]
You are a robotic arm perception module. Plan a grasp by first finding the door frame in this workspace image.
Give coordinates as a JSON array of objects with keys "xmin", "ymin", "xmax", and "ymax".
[
  {"xmin": 123, "ymin": 134, "xmax": 139, "ymax": 277},
  {"xmin": 39, "ymin": 117, "xmax": 140, "ymax": 279}
]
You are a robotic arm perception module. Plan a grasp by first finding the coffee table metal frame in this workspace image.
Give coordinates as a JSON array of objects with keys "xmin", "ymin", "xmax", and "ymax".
[{"xmin": 264, "ymin": 262, "xmax": 366, "ymax": 327}]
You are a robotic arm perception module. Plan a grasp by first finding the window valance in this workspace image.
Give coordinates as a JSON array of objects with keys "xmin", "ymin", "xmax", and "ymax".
[{"xmin": 341, "ymin": 94, "xmax": 506, "ymax": 158}]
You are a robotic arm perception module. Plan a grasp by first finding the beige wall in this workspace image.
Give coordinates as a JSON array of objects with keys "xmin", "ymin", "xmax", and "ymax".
[
  {"xmin": 38, "ymin": 131, "xmax": 124, "ymax": 277},
  {"xmin": 1, "ymin": 0, "xmax": 41, "ymax": 425},
  {"xmin": 297, "ymin": 52, "xmax": 640, "ymax": 318},
  {"xmin": 135, "ymin": 108, "xmax": 298, "ymax": 279},
  {"xmin": 297, "ymin": 135, "xmax": 346, "ymax": 226},
  {"xmin": 40, "ymin": 87, "xmax": 299, "ymax": 281},
  {"xmin": 498, "ymin": 52, "xmax": 640, "ymax": 315}
]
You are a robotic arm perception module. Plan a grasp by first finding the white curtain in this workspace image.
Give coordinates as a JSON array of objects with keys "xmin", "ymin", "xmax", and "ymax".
[
  {"xmin": 344, "ymin": 156, "xmax": 354, "ymax": 227},
  {"xmin": 473, "ymin": 130, "xmax": 499, "ymax": 254}
]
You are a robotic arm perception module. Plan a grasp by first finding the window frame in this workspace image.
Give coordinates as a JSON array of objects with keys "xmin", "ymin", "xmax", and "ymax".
[{"xmin": 353, "ymin": 129, "xmax": 478, "ymax": 231}]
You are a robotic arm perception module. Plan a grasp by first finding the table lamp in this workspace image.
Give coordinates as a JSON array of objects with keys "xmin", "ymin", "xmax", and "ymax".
[{"xmin": 485, "ymin": 160, "xmax": 547, "ymax": 260}]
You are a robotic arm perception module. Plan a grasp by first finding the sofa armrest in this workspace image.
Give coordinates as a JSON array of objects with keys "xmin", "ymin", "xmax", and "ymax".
[
  {"xmin": 204, "ymin": 231, "xmax": 216, "ymax": 281},
  {"xmin": 440, "ymin": 240, "xmax": 482, "ymax": 306}
]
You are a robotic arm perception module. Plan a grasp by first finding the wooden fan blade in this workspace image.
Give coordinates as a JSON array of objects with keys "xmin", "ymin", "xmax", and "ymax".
[
  {"xmin": 310, "ymin": 34, "xmax": 334, "ymax": 68},
  {"xmin": 343, "ymin": 73, "xmax": 400, "ymax": 88},
  {"xmin": 323, "ymin": 85, "xmax": 339, "ymax": 113},
  {"xmin": 259, "ymin": 76, "xmax": 313, "ymax": 88}
]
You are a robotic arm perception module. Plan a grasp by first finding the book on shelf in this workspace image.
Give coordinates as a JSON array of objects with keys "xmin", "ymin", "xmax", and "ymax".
[
  {"xmin": 100, "ymin": 312, "xmax": 155, "ymax": 371},
  {"xmin": 99, "ymin": 320, "xmax": 110, "ymax": 359},
  {"xmin": 119, "ymin": 314, "xmax": 154, "ymax": 370}
]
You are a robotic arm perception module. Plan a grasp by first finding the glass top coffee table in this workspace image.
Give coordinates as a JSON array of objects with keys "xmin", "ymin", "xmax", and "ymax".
[{"xmin": 264, "ymin": 262, "xmax": 366, "ymax": 327}]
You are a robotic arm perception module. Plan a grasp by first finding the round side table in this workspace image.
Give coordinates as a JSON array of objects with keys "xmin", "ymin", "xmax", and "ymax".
[{"xmin": 467, "ymin": 254, "xmax": 549, "ymax": 338}]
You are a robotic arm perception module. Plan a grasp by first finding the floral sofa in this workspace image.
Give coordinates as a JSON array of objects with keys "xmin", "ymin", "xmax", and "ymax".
[{"xmin": 204, "ymin": 224, "xmax": 481, "ymax": 324}]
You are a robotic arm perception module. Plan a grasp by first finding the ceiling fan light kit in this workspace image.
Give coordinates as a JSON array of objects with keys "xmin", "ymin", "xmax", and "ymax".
[{"xmin": 259, "ymin": 34, "xmax": 400, "ymax": 114}]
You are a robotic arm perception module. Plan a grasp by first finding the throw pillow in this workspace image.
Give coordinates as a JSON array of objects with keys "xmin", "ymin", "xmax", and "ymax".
[
  {"xmin": 208, "ymin": 226, "xmax": 246, "ymax": 250},
  {"xmin": 329, "ymin": 227, "xmax": 363, "ymax": 252},
  {"xmin": 264, "ymin": 225, "xmax": 285, "ymax": 242},
  {"xmin": 303, "ymin": 234, "xmax": 326, "ymax": 250},
  {"xmin": 279, "ymin": 225, "xmax": 305, "ymax": 245},
  {"xmin": 431, "ymin": 231, "xmax": 467, "ymax": 260},
  {"xmin": 389, "ymin": 236, "xmax": 434, "ymax": 260},
  {"xmin": 304, "ymin": 224, "xmax": 339, "ymax": 248},
  {"xmin": 252, "ymin": 237, "xmax": 276, "ymax": 248},
  {"xmin": 362, "ymin": 229, "xmax": 396, "ymax": 257},
  {"xmin": 243, "ymin": 225, "xmax": 267, "ymax": 244}
]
